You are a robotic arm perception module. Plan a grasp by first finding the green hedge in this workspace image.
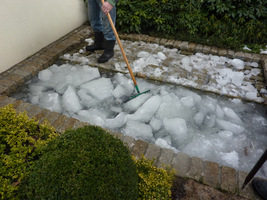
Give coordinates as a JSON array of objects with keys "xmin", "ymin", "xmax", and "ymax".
[
  {"xmin": 0, "ymin": 105, "xmax": 57, "ymax": 200},
  {"xmin": 116, "ymin": 0, "xmax": 267, "ymax": 49},
  {"xmin": 24, "ymin": 126, "xmax": 139, "ymax": 200}
]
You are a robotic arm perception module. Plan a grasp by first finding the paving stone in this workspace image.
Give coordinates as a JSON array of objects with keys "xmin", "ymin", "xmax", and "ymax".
[
  {"xmin": 121, "ymin": 135, "xmax": 135, "ymax": 150},
  {"xmin": 238, "ymin": 171, "xmax": 260, "ymax": 200},
  {"xmin": 74, "ymin": 121, "xmax": 90, "ymax": 129},
  {"xmin": 6, "ymin": 74, "xmax": 25, "ymax": 86},
  {"xmin": 244, "ymin": 52, "xmax": 253, "ymax": 62},
  {"xmin": 15, "ymin": 102, "xmax": 32, "ymax": 114},
  {"xmin": 11, "ymin": 99, "xmax": 24, "ymax": 109},
  {"xmin": 186, "ymin": 157, "xmax": 204, "ymax": 182},
  {"xmin": 202, "ymin": 45, "xmax": 211, "ymax": 54},
  {"xmin": 172, "ymin": 152, "xmax": 190, "ymax": 177},
  {"xmin": 179, "ymin": 41, "xmax": 189, "ymax": 51},
  {"xmin": 119, "ymin": 33, "xmax": 128, "ymax": 40},
  {"xmin": 210, "ymin": 46, "xmax": 219, "ymax": 55},
  {"xmin": 234, "ymin": 51, "xmax": 245, "ymax": 59},
  {"xmin": 159, "ymin": 38, "xmax": 168, "ymax": 46},
  {"xmin": 131, "ymin": 139, "xmax": 148, "ymax": 160},
  {"xmin": 12, "ymin": 68, "xmax": 33, "ymax": 81},
  {"xmin": 109, "ymin": 131, "xmax": 124, "ymax": 140},
  {"xmin": 17, "ymin": 65, "xmax": 38, "ymax": 80},
  {"xmin": 0, "ymin": 85, "xmax": 9, "ymax": 95},
  {"xmin": 132, "ymin": 34, "xmax": 141, "ymax": 41},
  {"xmin": 165, "ymin": 39, "xmax": 175, "ymax": 48},
  {"xmin": 34, "ymin": 108, "xmax": 50, "ymax": 123},
  {"xmin": 144, "ymin": 143, "xmax": 161, "ymax": 161},
  {"xmin": 0, "ymin": 95, "xmax": 9, "ymax": 106},
  {"xmin": 188, "ymin": 43, "xmax": 197, "ymax": 52},
  {"xmin": 218, "ymin": 48, "xmax": 228, "ymax": 57},
  {"xmin": 44, "ymin": 111, "xmax": 61, "ymax": 125},
  {"xmin": 58, "ymin": 117, "xmax": 80, "ymax": 132},
  {"xmin": 195, "ymin": 44, "xmax": 204, "ymax": 53},
  {"xmin": 51, "ymin": 114, "xmax": 69, "ymax": 132},
  {"xmin": 140, "ymin": 34, "xmax": 149, "ymax": 41},
  {"xmin": 154, "ymin": 37, "xmax": 161, "ymax": 44},
  {"xmin": 227, "ymin": 50, "xmax": 235, "ymax": 58},
  {"xmin": 203, "ymin": 161, "xmax": 220, "ymax": 188},
  {"xmin": 157, "ymin": 148, "xmax": 175, "ymax": 169},
  {"xmin": 24, "ymin": 104, "xmax": 43, "ymax": 119},
  {"xmin": 221, "ymin": 166, "xmax": 237, "ymax": 194},
  {"xmin": 38, "ymin": 54, "xmax": 56, "ymax": 67},
  {"xmin": 251, "ymin": 53, "xmax": 262, "ymax": 62},
  {"xmin": 173, "ymin": 40, "xmax": 182, "ymax": 49},
  {"xmin": 0, "ymin": 79, "xmax": 17, "ymax": 93}
]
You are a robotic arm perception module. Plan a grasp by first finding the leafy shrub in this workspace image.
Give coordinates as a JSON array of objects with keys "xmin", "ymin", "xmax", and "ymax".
[
  {"xmin": 25, "ymin": 125, "xmax": 139, "ymax": 200},
  {"xmin": 116, "ymin": 0, "xmax": 267, "ymax": 49},
  {"xmin": 0, "ymin": 104, "xmax": 57, "ymax": 200},
  {"xmin": 134, "ymin": 156, "xmax": 176, "ymax": 200}
]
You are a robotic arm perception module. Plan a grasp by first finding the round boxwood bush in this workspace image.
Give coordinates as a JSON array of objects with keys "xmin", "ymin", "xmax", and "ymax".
[{"xmin": 25, "ymin": 125, "xmax": 139, "ymax": 200}]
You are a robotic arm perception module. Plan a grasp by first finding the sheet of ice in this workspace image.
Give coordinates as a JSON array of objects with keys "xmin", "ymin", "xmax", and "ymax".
[
  {"xmin": 38, "ymin": 92, "xmax": 62, "ymax": 113},
  {"xmin": 223, "ymin": 107, "xmax": 242, "ymax": 124},
  {"xmin": 112, "ymin": 74, "xmax": 135, "ymax": 99},
  {"xmin": 77, "ymin": 109, "xmax": 107, "ymax": 126},
  {"xmin": 78, "ymin": 89, "xmax": 99, "ymax": 107},
  {"xmin": 250, "ymin": 68, "xmax": 261, "ymax": 76},
  {"xmin": 157, "ymin": 52, "xmax": 166, "ymax": 60},
  {"xmin": 216, "ymin": 119, "xmax": 245, "ymax": 134},
  {"xmin": 105, "ymin": 112, "xmax": 127, "ymax": 129},
  {"xmin": 219, "ymin": 151, "xmax": 239, "ymax": 168},
  {"xmin": 128, "ymin": 95, "xmax": 161, "ymax": 123},
  {"xmin": 163, "ymin": 118, "xmax": 188, "ymax": 147},
  {"xmin": 123, "ymin": 93, "xmax": 151, "ymax": 112},
  {"xmin": 38, "ymin": 69, "xmax": 53, "ymax": 81},
  {"xmin": 231, "ymin": 58, "xmax": 244, "ymax": 70},
  {"xmin": 155, "ymin": 138, "xmax": 178, "ymax": 153},
  {"xmin": 124, "ymin": 120, "xmax": 153, "ymax": 139},
  {"xmin": 80, "ymin": 77, "xmax": 114, "ymax": 100},
  {"xmin": 149, "ymin": 117, "xmax": 162, "ymax": 132},
  {"xmin": 62, "ymin": 86, "xmax": 82, "ymax": 114}
]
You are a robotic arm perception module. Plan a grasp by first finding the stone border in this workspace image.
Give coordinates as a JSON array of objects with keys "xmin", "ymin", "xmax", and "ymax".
[{"xmin": 0, "ymin": 23, "xmax": 265, "ymax": 199}]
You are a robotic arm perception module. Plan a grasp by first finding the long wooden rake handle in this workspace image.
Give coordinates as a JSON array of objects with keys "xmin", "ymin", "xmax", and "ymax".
[{"xmin": 101, "ymin": 0, "xmax": 140, "ymax": 93}]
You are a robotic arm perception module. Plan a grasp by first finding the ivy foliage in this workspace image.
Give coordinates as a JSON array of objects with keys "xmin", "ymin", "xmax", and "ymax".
[
  {"xmin": 0, "ymin": 104, "xmax": 57, "ymax": 200},
  {"xmin": 116, "ymin": 0, "xmax": 267, "ymax": 48}
]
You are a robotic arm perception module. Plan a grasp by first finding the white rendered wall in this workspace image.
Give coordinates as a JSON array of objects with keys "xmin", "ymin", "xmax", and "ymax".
[{"xmin": 0, "ymin": 0, "xmax": 87, "ymax": 73}]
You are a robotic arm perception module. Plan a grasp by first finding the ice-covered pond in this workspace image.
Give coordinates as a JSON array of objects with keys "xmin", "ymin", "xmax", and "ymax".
[{"xmin": 13, "ymin": 62, "xmax": 267, "ymax": 179}]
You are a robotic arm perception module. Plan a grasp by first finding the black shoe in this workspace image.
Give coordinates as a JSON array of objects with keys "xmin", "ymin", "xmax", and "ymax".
[
  {"xmin": 252, "ymin": 177, "xmax": 267, "ymax": 200},
  {"xmin": 86, "ymin": 32, "xmax": 105, "ymax": 52},
  {"xmin": 97, "ymin": 40, "xmax": 116, "ymax": 63}
]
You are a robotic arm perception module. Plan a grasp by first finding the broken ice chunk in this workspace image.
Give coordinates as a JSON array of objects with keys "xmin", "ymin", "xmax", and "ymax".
[{"xmin": 80, "ymin": 77, "xmax": 114, "ymax": 100}]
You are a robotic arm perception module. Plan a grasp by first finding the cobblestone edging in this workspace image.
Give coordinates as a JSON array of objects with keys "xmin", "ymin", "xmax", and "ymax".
[{"xmin": 0, "ymin": 23, "xmax": 265, "ymax": 199}]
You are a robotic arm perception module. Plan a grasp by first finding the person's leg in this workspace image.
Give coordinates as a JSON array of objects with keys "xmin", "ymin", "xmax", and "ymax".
[
  {"xmin": 86, "ymin": 0, "xmax": 105, "ymax": 52},
  {"xmin": 97, "ymin": 1, "xmax": 116, "ymax": 63},
  {"xmin": 88, "ymin": 0, "xmax": 103, "ymax": 32}
]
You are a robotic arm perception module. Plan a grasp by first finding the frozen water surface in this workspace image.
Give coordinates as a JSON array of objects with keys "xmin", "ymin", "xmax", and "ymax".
[{"xmin": 12, "ymin": 41, "xmax": 267, "ymax": 179}]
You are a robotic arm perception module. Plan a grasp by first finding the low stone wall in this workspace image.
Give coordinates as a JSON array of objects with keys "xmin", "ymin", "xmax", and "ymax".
[{"xmin": 0, "ymin": 23, "xmax": 265, "ymax": 199}]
